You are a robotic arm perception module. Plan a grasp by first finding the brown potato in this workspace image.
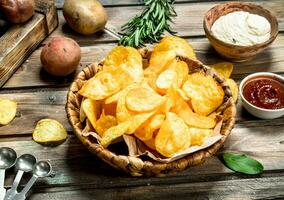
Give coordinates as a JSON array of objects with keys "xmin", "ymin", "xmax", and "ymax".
[
  {"xmin": 63, "ymin": 0, "xmax": 108, "ymax": 35},
  {"xmin": 40, "ymin": 36, "xmax": 81, "ymax": 76},
  {"xmin": 0, "ymin": 0, "xmax": 35, "ymax": 24}
]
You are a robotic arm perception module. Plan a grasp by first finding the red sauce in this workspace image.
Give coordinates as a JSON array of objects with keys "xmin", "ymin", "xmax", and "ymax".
[{"xmin": 243, "ymin": 76, "xmax": 284, "ymax": 110}]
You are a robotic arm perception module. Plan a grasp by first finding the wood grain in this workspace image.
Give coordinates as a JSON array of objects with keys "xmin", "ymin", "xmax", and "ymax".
[
  {"xmin": 3, "ymin": 35, "xmax": 284, "ymax": 89},
  {"xmin": 0, "ymin": 0, "xmax": 58, "ymax": 87}
]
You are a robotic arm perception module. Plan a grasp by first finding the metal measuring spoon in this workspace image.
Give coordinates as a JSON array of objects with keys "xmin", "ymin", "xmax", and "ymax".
[
  {"xmin": 0, "ymin": 147, "xmax": 17, "ymax": 200},
  {"xmin": 4, "ymin": 154, "xmax": 36, "ymax": 200},
  {"xmin": 14, "ymin": 161, "xmax": 52, "ymax": 200}
]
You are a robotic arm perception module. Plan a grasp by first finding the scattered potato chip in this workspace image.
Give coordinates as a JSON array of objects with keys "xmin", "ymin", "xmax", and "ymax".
[
  {"xmin": 155, "ymin": 112, "xmax": 191, "ymax": 157},
  {"xmin": 209, "ymin": 62, "xmax": 233, "ymax": 79},
  {"xmin": 226, "ymin": 78, "xmax": 239, "ymax": 102},
  {"xmin": 79, "ymin": 71, "xmax": 121, "ymax": 100},
  {"xmin": 33, "ymin": 119, "xmax": 68, "ymax": 145},
  {"xmin": 135, "ymin": 114, "xmax": 165, "ymax": 141},
  {"xmin": 189, "ymin": 127, "xmax": 214, "ymax": 146},
  {"xmin": 101, "ymin": 121, "xmax": 130, "ymax": 147},
  {"xmin": 169, "ymin": 89, "xmax": 216, "ymax": 129},
  {"xmin": 95, "ymin": 114, "xmax": 117, "ymax": 137},
  {"xmin": 0, "ymin": 98, "xmax": 17, "ymax": 125},
  {"xmin": 182, "ymin": 72, "xmax": 224, "ymax": 116},
  {"xmin": 103, "ymin": 46, "xmax": 143, "ymax": 83},
  {"xmin": 81, "ymin": 98, "xmax": 101, "ymax": 128}
]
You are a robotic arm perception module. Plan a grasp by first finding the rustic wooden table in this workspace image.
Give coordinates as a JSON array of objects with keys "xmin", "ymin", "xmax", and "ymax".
[{"xmin": 0, "ymin": 0, "xmax": 284, "ymax": 199}]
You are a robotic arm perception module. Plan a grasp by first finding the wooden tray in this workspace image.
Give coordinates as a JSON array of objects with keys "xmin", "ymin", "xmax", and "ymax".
[{"xmin": 0, "ymin": 0, "xmax": 58, "ymax": 87}]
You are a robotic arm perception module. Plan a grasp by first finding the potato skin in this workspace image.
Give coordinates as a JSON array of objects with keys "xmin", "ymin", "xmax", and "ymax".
[
  {"xmin": 0, "ymin": 0, "xmax": 35, "ymax": 23},
  {"xmin": 40, "ymin": 37, "xmax": 81, "ymax": 76},
  {"xmin": 63, "ymin": 0, "xmax": 108, "ymax": 35}
]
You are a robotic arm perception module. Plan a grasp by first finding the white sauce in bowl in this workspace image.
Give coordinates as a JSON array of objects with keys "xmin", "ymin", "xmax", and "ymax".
[{"xmin": 211, "ymin": 11, "xmax": 271, "ymax": 46}]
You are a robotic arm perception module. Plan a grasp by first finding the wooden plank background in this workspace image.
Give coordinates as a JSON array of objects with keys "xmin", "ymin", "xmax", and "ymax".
[{"xmin": 1, "ymin": 0, "xmax": 284, "ymax": 199}]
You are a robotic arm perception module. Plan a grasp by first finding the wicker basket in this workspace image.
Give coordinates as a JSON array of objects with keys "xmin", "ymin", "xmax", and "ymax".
[{"xmin": 66, "ymin": 48, "xmax": 236, "ymax": 177}]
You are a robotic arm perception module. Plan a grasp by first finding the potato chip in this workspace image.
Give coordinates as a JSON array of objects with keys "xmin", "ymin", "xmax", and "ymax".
[
  {"xmin": 209, "ymin": 62, "xmax": 233, "ymax": 79},
  {"xmin": 168, "ymin": 59, "xmax": 189, "ymax": 88},
  {"xmin": 226, "ymin": 78, "xmax": 239, "ymax": 102},
  {"xmin": 143, "ymin": 137, "xmax": 156, "ymax": 150},
  {"xmin": 145, "ymin": 36, "xmax": 196, "ymax": 76},
  {"xmin": 81, "ymin": 98, "xmax": 101, "ymax": 128},
  {"xmin": 103, "ymin": 46, "xmax": 143, "ymax": 83},
  {"xmin": 189, "ymin": 127, "xmax": 213, "ymax": 146},
  {"xmin": 0, "ymin": 98, "xmax": 17, "ymax": 125},
  {"xmin": 125, "ymin": 87, "xmax": 164, "ymax": 113},
  {"xmin": 79, "ymin": 71, "xmax": 121, "ymax": 100},
  {"xmin": 135, "ymin": 114, "xmax": 165, "ymax": 141},
  {"xmin": 155, "ymin": 112, "xmax": 191, "ymax": 157},
  {"xmin": 169, "ymin": 89, "xmax": 216, "ymax": 129},
  {"xmin": 101, "ymin": 121, "xmax": 130, "ymax": 147},
  {"xmin": 33, "ymin": 119, "xmax": 68, "ymax": 145},
  {"xmin": 156, "ymin": 69, "xmax": 178, "ymax": 94},
  {"xmin": 95, "ymin": 114, "xmax": 118, "ymax": 137},
  {"xmin": 102, "ymin": 101, "xmax": 117, "ymax": 117},
  {"xmin": 105, "ymin": 90, "xmax": 122, "ymax": 104},
  {"xmin": 182, "ymin": 72, "xmax": 224, "ymax": 116}
]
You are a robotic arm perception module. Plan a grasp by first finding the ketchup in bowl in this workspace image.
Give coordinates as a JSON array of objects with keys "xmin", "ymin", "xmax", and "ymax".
[{"xmin": 242, "ymin": 76, "xmax": 284, "ymax": 110}]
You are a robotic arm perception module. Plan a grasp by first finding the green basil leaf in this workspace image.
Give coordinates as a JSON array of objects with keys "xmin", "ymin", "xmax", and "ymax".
[{"xmin": 221, "ymin": 152, "xmax": 264, "ymax": 175}]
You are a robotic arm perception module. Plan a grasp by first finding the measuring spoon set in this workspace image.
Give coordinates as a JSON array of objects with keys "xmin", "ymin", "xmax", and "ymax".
[{"xmin": 0, "ymin": 147, "xmax": 52, "ymax": 200}]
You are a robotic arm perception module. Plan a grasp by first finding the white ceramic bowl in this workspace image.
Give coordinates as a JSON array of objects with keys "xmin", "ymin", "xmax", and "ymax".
[{"xmin": 239, "ymin": 72, "xmax": 284, "ymax": 119}]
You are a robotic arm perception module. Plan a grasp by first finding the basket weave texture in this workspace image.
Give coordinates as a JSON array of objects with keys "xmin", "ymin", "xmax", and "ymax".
[{"xmin": 66, "ymin": 48, "xmax": 236, "ymax": 177}]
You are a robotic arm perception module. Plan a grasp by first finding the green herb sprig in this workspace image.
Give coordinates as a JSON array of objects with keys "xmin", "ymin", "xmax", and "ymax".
[
  {"xmin": 119, "ymin": 0, "xmax": 177, "ymax": 47},
  {"xmin": 221, "ymin": 152, "xmax": 264, "ymax": 175}
]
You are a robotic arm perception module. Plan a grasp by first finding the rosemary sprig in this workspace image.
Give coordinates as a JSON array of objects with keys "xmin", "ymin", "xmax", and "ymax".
[{"xmin": 119, "ymin": 0, "xmax": 177, "ymax": 47}]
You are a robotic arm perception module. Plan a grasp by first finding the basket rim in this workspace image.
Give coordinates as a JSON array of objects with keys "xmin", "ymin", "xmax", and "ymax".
[{"xmin": 66, "ymin": 48, "xmax": 237, "ymax": 176}]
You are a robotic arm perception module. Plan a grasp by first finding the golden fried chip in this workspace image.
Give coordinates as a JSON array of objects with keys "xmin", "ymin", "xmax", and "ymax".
[
  {"xmin": 156, "ymin": 69, "xmax": 178, "ymax": 94},
  {"xmin": 33, "ymin": 119, "xmax": 68, "ymax": 145},
  {"xmin": 168, "ymin": 59, "xmax": 189, "ymax": 87},
  {"xmin": 102, "ymin": 101, "xmax": 117, "ymax": 117},
  {"xmin": 226, "ymin": 79, "xmax": 239, "ymax": 102},
  {"xmin": 101, "ymin": 121, "xmax": 130, "ymax": 147},
  {"xmin": 189, "ymin": 127, "xmax": 213, "ymax": 146},
  {"xmin": 103, "ymin": 46, "xmax": 143, "ymax": 83},
  {"xmin": 170, "ymin": 89, "xmax": 216, "ymax": 129},
  {"xmin": 95, "ymin": 114, "xmax": 118, "ymax": 137},
  {"xmin": 209, "ymin": 62, "xmax": 233, "ymax": 79},
  {"xmin": 155, "ymin": 112, "xmax": 191, "ymax": 157},
  {"xmin": 0, "ymin": 98, "xmax": 17, "ymax": 125},
  {"xmin": 182, "ymin": 72, "xmax": 224, "ymax": 116},
  {"xmin": 81, "ymin": 98, "xmax": 101, "ymax": 128},
  {"xmin": 135, "ymin": 114, "xmax": 165, "ymax": 141},
  {"xmin": 125, "ymin": 87, "xmax": 164, "ymax": 113},
  {"xmin": 143, "ymin": 137, "xmax": 156, "ymax": 150},
  {"xmin": 79, "ymin": 71, "xmax": 121, "ymax": 100},
  {"xmin": 145, "ymin": 36, "xmax": 196, "ymax": 76}
]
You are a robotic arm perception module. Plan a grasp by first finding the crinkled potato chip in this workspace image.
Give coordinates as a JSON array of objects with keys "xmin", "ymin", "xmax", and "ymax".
[
  {"xmin": 135, "ymin": 114, "xmax": 165, "ymax": 141},
  {"xmin": 189, "ymin": 127, "xmax": 214, "ymax": 146},
  {"xmin": 103, "ymin": 46, "xmax": 143, "ymax": 83},
  {"xmin": 156, "ymin": 69, "xmax": 178, "ymax": 94},
  {"xmin": 81, "ymin": 98, "xmax": 101, "ymax": 128},
  {"xmin": 126, "ymin": 87, "xmax": 164, "ymax": 112},
  {"xmin": 226, "ymin": 78, "xmax": 239, "ymax": 102},
  {"xmin": 33, "ymin": 119, "xmax": 68, "ymax": 145},
  {"xmin": 170, "ymin": 89, "xmax": 216, "ymax": 129},
  {"xmin": 79, "ymin": 71, "xmax": 121, "ymax": 100},
  {"xmin": 209, "ymin": 62, "xmax": 233, "ymax": 79},
  {"xmin": 155, "ymin": 112, "xmax": 191, "ymax": 157},
  {"xmin": 95, "ymin": 114, "xmax": 118, "ymax": 137},
  {"xmin": 0, "ymin": 98, "xmax": 17, "ymax": 125},
  {"xmin": 101, "ymin": 121, "xmax": 130, "ymax": 147},
  {"xmin": 182, "ymin": 72, "xmax": 224, "ymax": 116}
]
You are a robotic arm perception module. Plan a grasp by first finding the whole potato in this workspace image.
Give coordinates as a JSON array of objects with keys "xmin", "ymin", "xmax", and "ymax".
[
  {"xmin": 0, "ymin": 0, "xmax": 35, "ymax": 23},
  {"xmin": 63, "ymin": 0, "xmax": 108, "ymax": 35},
  {"xmin": 40, "ymin": 37, "xmax": 81, "ymax": 76}
]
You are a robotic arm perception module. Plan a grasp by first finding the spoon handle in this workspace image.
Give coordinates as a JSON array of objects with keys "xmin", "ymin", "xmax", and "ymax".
[
  {"xmin": 4, "ymin": 170, "xmax": 24, "ymax": 200},
  {"xmin": 15, "ymin": 176, "xmax": 37, "ymax": 200},
  {"xmin": 0, "ymin": 169, "xmax": 6, "ymax": 200}
]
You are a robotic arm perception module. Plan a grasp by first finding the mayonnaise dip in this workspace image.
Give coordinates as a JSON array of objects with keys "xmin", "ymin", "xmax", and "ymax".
[{"xmin": 211, "ymin": 11, "xmax": 271, "ymax": 46}]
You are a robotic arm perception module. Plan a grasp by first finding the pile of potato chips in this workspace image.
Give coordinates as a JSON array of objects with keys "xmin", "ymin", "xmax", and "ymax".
[{"xmin": 79, "ymin": 36, "xmax": 238, "ymax": 158}]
